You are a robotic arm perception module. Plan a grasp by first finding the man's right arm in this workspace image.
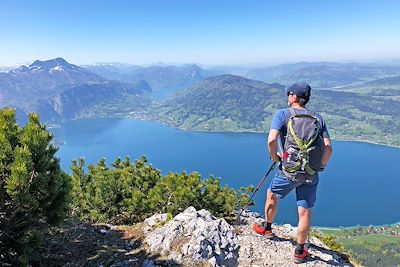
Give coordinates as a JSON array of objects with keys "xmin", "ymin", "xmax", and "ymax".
[
  {"xmin": 268, "ymin": 129, "xmax": 281, "ymax": 162},
  {"xmin": 268, "ymin": 109, "xmax": 285, "ymax": 163}
]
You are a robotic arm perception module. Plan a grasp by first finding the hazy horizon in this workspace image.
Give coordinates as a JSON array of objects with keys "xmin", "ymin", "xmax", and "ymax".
[{"xmin": 3, "ymin": 57, "xmax": 400, "ymax": 70}]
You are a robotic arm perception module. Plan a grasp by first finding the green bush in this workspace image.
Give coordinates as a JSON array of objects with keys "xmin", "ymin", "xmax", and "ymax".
[
  {"xmin": 317, "ymin": 234, "xmax": 346, "ymax": 254},
  {"xmin": 148, "ymin": 171, "xmax": 203, "ymax": 216},
  {"xmin": 71, "ymin": 156, "xmax": 162, "ymax": 223},
  {"xmin": 0, "ymin": 108, "xmax": 71, "ymax": 265},
  {"xmin": 70, "ymin": 156, "xmax": 252, "ymax": 223}
]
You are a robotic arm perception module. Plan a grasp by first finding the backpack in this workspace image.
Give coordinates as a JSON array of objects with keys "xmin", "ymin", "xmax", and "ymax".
[{"xmin": 282, "ymin": 108, "xmax": 324, "ymax": 182}]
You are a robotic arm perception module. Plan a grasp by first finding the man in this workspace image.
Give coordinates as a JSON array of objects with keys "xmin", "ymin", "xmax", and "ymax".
[{"xmin": 253, "ymin": 82, "xmax": 333, "ymax": 264}]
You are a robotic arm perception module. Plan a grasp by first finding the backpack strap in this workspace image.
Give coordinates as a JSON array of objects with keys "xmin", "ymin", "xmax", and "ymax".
[
  {"xmin": 288, "ymin": 119, "xmax": 306, "ymax": 150},
  {"xmin": 288, "ymin": 107, "xmax": 297, "ymax": 117},
  {"xmin": 289, "ymin": 108, "xmax": 315, "ymax": 117}
]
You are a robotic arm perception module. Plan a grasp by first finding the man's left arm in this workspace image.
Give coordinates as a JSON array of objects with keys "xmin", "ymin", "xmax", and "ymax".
[
  {"xmin": 321, "ymin": 137, "xmax": 333, "ymax": 166},
  {"xmin": 320, "ymin": 118, "xmax": 333, "ymax": 169}
]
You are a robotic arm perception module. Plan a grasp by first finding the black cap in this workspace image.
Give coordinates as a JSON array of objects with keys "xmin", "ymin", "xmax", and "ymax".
[{"xmin": 285, "ymin": 82, "xmax": 311, "ymax": 99}]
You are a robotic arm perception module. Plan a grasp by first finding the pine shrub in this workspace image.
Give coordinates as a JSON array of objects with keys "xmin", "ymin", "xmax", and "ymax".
[
  {"xmin": 0, "ymin": 108, "xmax": 71, "ymax": 265},
  {"xmin": 71, "ymin": 155, "xmax": 251, "ymax": 224}
]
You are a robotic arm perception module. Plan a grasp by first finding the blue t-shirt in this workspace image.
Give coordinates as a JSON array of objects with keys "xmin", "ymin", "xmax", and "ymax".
[{"xmin": 270, "ymin": 108, "xmax": 330, "ymax": 148}]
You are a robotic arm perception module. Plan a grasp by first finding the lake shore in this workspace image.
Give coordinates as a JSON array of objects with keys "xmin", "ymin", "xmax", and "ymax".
[
  {"xmin": 126, "ymin": 114, "xmax": 400, "ymax": 149},
  {"xmin": 314, "ymin": 221, "xmax": 400, "ymax": 231}
]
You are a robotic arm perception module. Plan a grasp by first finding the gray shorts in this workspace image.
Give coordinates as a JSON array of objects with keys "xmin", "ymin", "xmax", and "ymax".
[{"xmin": 268, "ymin": 171, "xmax": 319, "ymax": 209}]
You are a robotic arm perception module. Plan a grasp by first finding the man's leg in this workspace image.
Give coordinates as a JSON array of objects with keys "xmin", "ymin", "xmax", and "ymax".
[
  {"xmin": 265, "ymin": 189, "xmax": 278, "ymax": 224},
  {"xmin": 294, "ymin": 178, "xmax": 318, "ymax": 263},
  {"xmin": 293, "ymin": 207, "xmax": 312, "ymax": 263},
  {"xmin": 297, "ymin": 207, "xmax": 311, "ymax": 244},
  {"xmin": 253, "ymin": 189, "xmax": 277, "ymax": 237},
  {"xmin": 254, "ymin": 172, "xmax": 296, "ymax": 237}
]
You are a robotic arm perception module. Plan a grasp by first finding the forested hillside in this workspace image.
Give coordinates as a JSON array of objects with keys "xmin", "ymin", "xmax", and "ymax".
[{"xmin": 139, "ymin": 74, "xmax": 400, "ymax": 147}]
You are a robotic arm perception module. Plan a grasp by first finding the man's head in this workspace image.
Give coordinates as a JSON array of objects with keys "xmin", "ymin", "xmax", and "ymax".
[{"xmin": 285, "ymin": 82, "xmax": 311, "ymax": 106}]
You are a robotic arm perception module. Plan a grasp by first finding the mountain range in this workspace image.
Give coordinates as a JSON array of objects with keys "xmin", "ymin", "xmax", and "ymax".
[
  {"xmin": 84, "ymin": 63, "xmax": 209, "ymax": 91},
  {"xmin": 245, "ymin": 62, "xmax": 400, "ymax": 88},
  {"xmin": 83, "ymin": 61, "xmax": 400, "ymax": 91},
  {"xmin": 0, "ymin": 58, "xmax": 151, "ymax": 121}
]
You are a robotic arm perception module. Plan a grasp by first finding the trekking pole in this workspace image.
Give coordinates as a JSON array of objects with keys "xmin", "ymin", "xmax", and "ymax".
[{"xmin": 236, "ymin": 161, "xmax": 277, "ymax": 222}]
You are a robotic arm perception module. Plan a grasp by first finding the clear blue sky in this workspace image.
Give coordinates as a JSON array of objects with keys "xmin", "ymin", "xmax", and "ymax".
[{"xmin": 1, "ymin": 0, "xmax": 400, "ymax": 66}]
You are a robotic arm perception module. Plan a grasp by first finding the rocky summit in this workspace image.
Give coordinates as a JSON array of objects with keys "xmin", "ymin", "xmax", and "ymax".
[
  {"xmin": 123, "ymin": 207, "xmax": 353, "ymax": 267},
  {"xmin": 40, "ymin": 207, "xmax": 353, "ymax": 266}
]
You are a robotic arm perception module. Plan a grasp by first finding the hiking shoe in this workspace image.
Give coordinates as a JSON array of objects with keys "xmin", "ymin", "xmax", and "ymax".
[
  {"xmin": 252, "ymin": 223, "xmax": 274, "ymax": 238},
  {"xmin": 293, "ymin": 246, "xmax": 309, "ymax": 264}
]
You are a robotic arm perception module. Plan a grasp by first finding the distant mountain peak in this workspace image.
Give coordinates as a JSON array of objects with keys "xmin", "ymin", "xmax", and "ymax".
[
  {"xmin": 186, "ymin": 75, "xmax": 283, "ymax": 96},
  {"xmin": 205, "ymin": 74, "xmax": 254, "ymax": 83},
  {"xmin": 29, "ymin": 58, "xmax": 74, "ymax": 71},
  {"xmin": 16, "ymin": 65, "xmax": 29, "ymax": 72},
  {"xmin": 53, "ymin": 57, "xmax": 69, "ymax": 64}
]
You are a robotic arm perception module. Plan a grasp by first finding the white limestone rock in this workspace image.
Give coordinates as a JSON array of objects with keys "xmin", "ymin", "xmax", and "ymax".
[{"xmin": 144, "ymin": 206, "xmax": 239, "ymax": 266}]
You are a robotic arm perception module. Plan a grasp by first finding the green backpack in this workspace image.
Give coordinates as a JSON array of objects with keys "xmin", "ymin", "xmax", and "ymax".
[{"xmin": 282, "ymin": 108, "xmax": 324, "ymax": 182}]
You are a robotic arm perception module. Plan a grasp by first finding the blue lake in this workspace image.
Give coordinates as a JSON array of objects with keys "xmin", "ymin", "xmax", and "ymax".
[{"xmin": 53, "ymin": 118, "xmax": 400, "ymax": 227}]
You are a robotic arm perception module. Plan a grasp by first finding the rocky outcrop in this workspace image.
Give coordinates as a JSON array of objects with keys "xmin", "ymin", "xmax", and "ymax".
[{"xmin": 144, "ymin": 207, "xmax": 239, "ymax": 266}]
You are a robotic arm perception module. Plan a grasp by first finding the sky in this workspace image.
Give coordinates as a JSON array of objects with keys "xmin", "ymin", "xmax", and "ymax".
[{"xmin": 1, "ymin": 0, "xmax": 400, "ymax": 66}]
